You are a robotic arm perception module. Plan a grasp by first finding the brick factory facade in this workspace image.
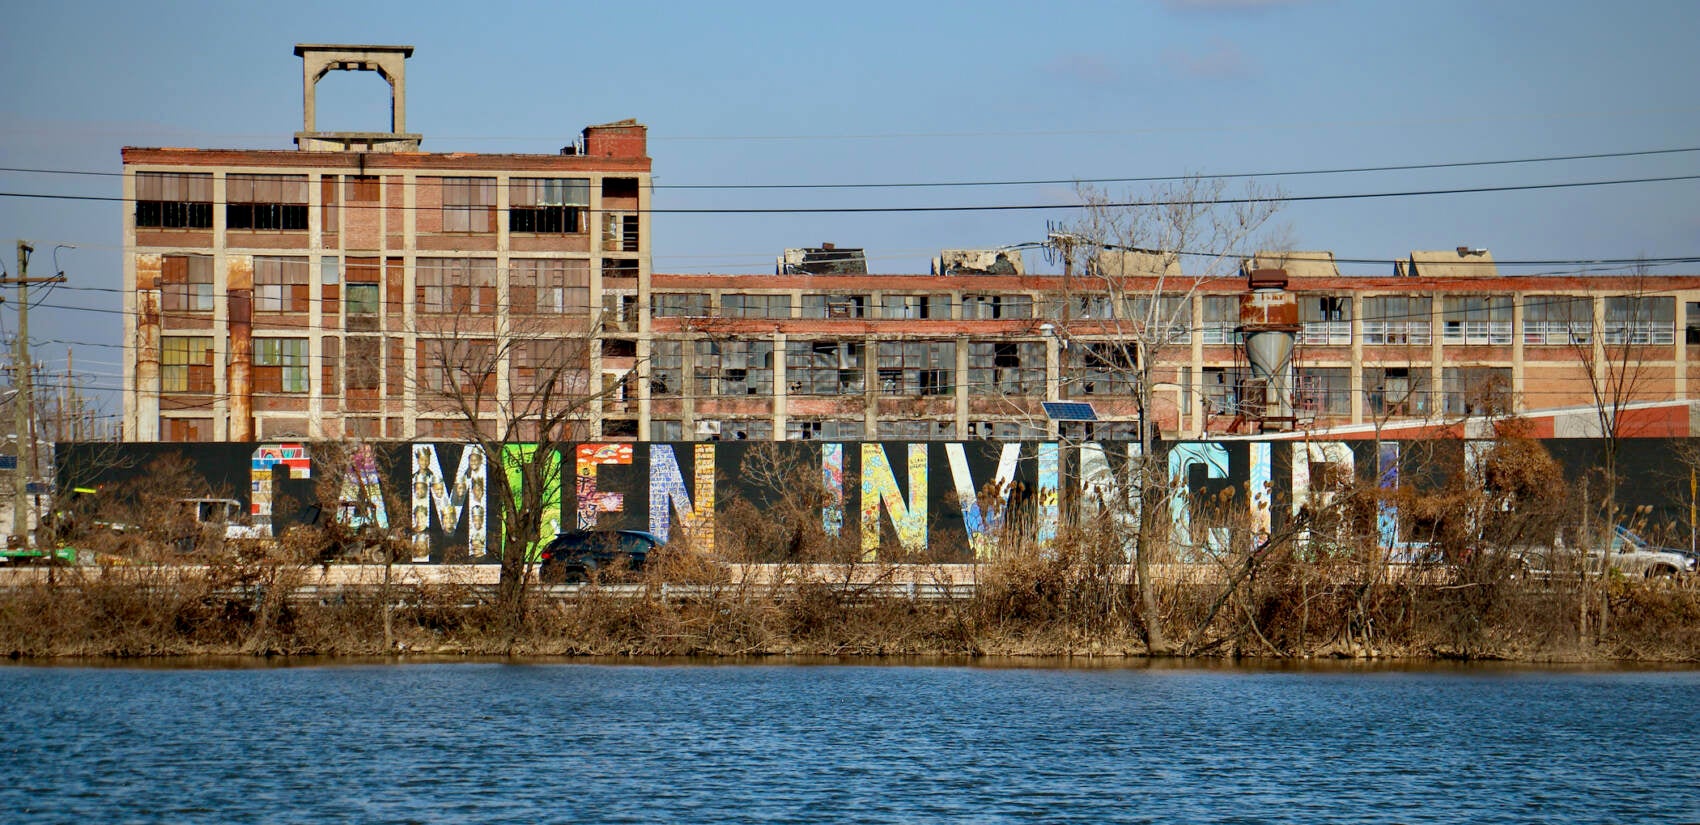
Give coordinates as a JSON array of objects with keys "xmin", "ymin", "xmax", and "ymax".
[{"xmin": 121, "ymin": 45, "xmax": 1700, "ymax": 444}]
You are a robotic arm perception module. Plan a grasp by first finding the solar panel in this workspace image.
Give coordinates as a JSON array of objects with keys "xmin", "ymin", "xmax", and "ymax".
[{"xmin": 1042, "ymin": 401, "xmax": 1099, "ymax": 421}]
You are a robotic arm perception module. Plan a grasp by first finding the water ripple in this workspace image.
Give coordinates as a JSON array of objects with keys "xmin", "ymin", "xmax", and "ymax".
[{"xmin": 1, "ymin": 661, "xmax": 1697, "ymax": 823}]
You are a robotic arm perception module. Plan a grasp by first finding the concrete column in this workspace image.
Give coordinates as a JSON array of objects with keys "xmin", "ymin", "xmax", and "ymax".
[
  {"xmin": 1511, "ymin": 293, "xmax": 1526, "ymax": 412},
  {"xmin": 133, "ymin": 254, "xmax": 162, "ymax": 441},
  {"xmin": 773, "ymin": 331, "xmax": 788, "ymax": 440},
  {"xmin": 227, "ymin": 255, "xmax": 254, "ymax": 442},
  {"xmin": 1350, "ymin": 293, "xmax": 1364, "ymax": 424}
]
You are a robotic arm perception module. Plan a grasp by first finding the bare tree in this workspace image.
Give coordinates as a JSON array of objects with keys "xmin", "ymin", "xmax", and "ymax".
[
  {"xmin": 1569, "ymin": 265, "xmax": 1668, "ymax": 637},
  {"xmin": 411, "ymin": 295, "xmax": 627, "ymax": 618},
  {"xmin": 1049, "ymin": 177, "xmax": 1282, "ymax": 655}
]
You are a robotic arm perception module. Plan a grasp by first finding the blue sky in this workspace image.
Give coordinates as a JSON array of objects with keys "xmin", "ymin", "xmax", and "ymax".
[{"xmin": 2, "ymin": 0, "xmax": 1697, "ymax": 398}]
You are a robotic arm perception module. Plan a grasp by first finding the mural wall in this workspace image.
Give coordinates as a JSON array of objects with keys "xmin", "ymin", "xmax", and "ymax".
[{"xmin": 53, "ymin": 439, "xmax": 1698, "ymax": 563}]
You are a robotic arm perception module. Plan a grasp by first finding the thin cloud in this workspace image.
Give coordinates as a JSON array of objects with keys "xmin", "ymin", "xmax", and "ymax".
[
  {"xmin": 1161, "ymin": 0, "xmax": 1309, "ymax": 11},
  {"xmin": 1044, "ymin": 53, "xmax": 1123, "ymax": 88},
  {"xmin": 1163, "ymin": 39, "xmax": 1255, "ymax": 80}
]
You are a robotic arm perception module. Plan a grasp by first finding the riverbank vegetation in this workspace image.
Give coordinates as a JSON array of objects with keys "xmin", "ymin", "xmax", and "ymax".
[{"xmin": 6, "ymin": 429, "xmax": 1700, "ymax": 662}]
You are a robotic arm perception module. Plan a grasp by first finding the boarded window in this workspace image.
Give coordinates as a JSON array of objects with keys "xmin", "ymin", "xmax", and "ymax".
[
  {"xmin": 253, "ymin": 257, "xmax": 310, "ymax": 312},
  {"xmin": 509, "ymin": 339, "xmax": 590, "ymax": 397},
  {"xmin": 344, "ymin": 337, "xmax": 381, "ymax": 391},
  {"xmin": 416, "ymin": 258, "xmax": 497, "ymax": 314},
  {"xmin": 509, "ymin": 258, "xmax": 591, "ymax": 315},
  {"xmin": 439, "ymin": 177, "xmax": 496, "ymax": 233},
  {"xmin": 161, "ymin": 255, "xmax": 214, "ymax": 312},
  {"xmin": 419, "ymin": 339, "xmax": 495, "ymax": 395}
]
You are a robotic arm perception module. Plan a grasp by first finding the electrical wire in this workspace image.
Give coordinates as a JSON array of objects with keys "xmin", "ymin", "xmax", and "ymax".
[
  {"xmin": 6, "ymin": 145, "xmax": 1699, "ymax": 190},
  {"xmin": 4, "ymin": 171, "xmax": 1700, "ymax": 214}
]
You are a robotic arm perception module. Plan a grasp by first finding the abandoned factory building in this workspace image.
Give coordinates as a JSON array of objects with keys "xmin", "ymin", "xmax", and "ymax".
[{"xmin": 121, "ymin": 44, "xmax": 1700, "ymax": 444}]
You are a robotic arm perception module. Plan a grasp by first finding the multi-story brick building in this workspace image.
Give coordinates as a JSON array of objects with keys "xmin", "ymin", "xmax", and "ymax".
[
  {"xmin": 122, "ymin": 45, "xmax": 1700, "ymax": 445},
  {"xmin": 122, "ymin": 44, "xmax": 651, "ymax": 442},
  {"xmin": 643, "ymin": 247, "xmax": 1700, "ymax": 442}
]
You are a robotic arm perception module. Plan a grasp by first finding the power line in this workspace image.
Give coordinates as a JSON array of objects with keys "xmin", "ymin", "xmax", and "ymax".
[
  {"xmin": 6, "ymin": 145, "xmax": 1699, "ymax": 191},
  {"xmin": 4, "ymin": 172, "xmax": 1699, "ymax": 214}
]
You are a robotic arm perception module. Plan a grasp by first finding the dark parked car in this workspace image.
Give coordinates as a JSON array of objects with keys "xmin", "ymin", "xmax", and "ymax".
[{"xmin": 539, "ymin": 530, "xmax": 661, "ymax": 583}]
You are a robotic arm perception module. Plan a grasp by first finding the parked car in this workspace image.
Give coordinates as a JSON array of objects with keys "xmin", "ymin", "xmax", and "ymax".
[
  {"xmin": 1608, "ymin": 526, "xmax": 1696, "ymax": 578},
  {"xmin": 539, "ymin": 530, "xmax": 661, "ymax": 583},
  {"xmin": 1514, "ymin": 526, "xmax": 1695, "ymax": 579}
]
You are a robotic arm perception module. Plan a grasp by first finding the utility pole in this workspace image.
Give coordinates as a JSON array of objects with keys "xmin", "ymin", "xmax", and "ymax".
[{"xmin": 4, "ymin": 241, "xmax": 65, "ymax": 546}]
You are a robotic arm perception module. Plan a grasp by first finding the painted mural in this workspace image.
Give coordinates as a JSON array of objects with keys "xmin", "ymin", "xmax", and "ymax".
[{"xmin": 52, "ymin": 438, "xmax": 1700, "ymax": 563}]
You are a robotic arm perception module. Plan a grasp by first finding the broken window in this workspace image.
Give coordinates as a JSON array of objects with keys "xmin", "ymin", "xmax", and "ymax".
[
  {"xmin": 1123, "ymin": 295, "xmax": 1191, "ymax": 341},
  {"xmin": 878, "ymin": 294, "xmax": 952, "ymax": 320},
  {"xmin": 1067, "ymin": 343, "xmax": 1138, "ymax": 396},
  {"xmin": 1442, "ymin": 295, "xmax": 1513, "ymax": 345},
  {"xmin": 1047, "ymin": 294, "xmax": 1114, "ymax": 321},
  {"xmin": 1443, "ymin": 367, "xmax": 1512, "ymax": 416},
  {"xmin": 1523, "ymin": 295, "xmax": 1591, "ymax": 345},
  {"xmin": 1295, "ymin": 367, "xmax": 1352, "ymax": 416},
  {"xmin": 253, "ymin": 257, "xmax": 310, "ymax": 312},
  {"xmin": 135, "ymin": 172, "xmax": 212, "ymax": 229},
  {"xmin": 785, "ymin": 341, "xmax": 864, "ymax": 395},
  {"xmin": 602, "ymin": 258, "xmax": 639, "ymax": 281},
  {"xmin": 161, "ymin": 254, "xmax": 214, "ymax": 312},
  {"xmin": 650, "ymin": 420, "xmax": 684, "ymax": 441},
  {"xmin": 800, "ymin": 294, "xmax": 866, "ymax": 319},
  {"xmin": 417, "ymin": 258, "xmax": 497, "ymax": 314},
  {"xmin": 720, "ymin": 294, "xmax": 792, "ymax": 319},
  {"xmin": 1200, "ymin": 366, "xmax": 1243, "ymax": 416},
  {"xmin": 1298, "ymin": 294, "xmax": 1352, "ymax": 345},
  {"xmin": 160, "ymin": 336, "xmax": 214, "ymax": 393},
  {"xmin": 1363, "ymin": 295, "xmax": 1433, "ymax": 345},
  {"xmin": 1200, "ymin": 295, "xmax": 1238, "ymax": 345},
  {"xmin": 599, "ymin": 293, "xmax": 635, "ymax": 332},
  {"xmin": 439, "ymin": 177, "xmax": 496, "ymax": 233},
  {"xmin": 253, "ymin": 338, "xmax": 309, "ymax": 394},
  {"xmin": 962, "ymin": 294, "xmax": 1032, "ymax": 320},
  {"xmin": 650, "ymin": 341, "xmax": 683, "ymax": 397},
  {"xmin": 509, "ymin": 178, "xmax": 588, "ymax": 233},
  {"xmin": 602, "ymin": 212, "xmax": 640, "ymax": 252},
  {"xmin": 968, "ymin": 420, "xmax": 1046, "ymax": 440},
  {"xmin": 510, "ymin": 258, "xmax": 591, "ymax": 315},
  {"xmin": 877, "ymin": 420, "xmax": 954, "ymax": 440},
  {"xmin": 787, "ymin": 419, "xmax": 864, "ymax": 440},
  {"xmin": 225, "ymin": 174, "xmax": 308, "ymax": 231},
  {"xmin": 652, "ymin": 293, "xmax": 710, "ymax": 318},
  {"xmin": 1603, "ymin": 296, "xmax": 1675, "ymax": 345},
  {"xmin": 876, "ymin": 341, "xmax": 954, "ymax": 396},
  {"xmin": 1366, "ymin": 367, "xmax": 1430, "ymax": 417},
  {"xmin": 968, "ymin": 341, "xmax": 1045, "ymax": 396},
  {"xmin": 709, "ymin": 419, "xmax": 772, "ymax": 441},
  {"xmin": 695, "ymin": 340, "xmax": 774, "ymax": 397}
]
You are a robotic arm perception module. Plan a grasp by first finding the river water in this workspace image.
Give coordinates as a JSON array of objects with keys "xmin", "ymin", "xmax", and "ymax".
[{"xmin": 1, "ymin": 659, "xmax": 1696, "ymax": 824}]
